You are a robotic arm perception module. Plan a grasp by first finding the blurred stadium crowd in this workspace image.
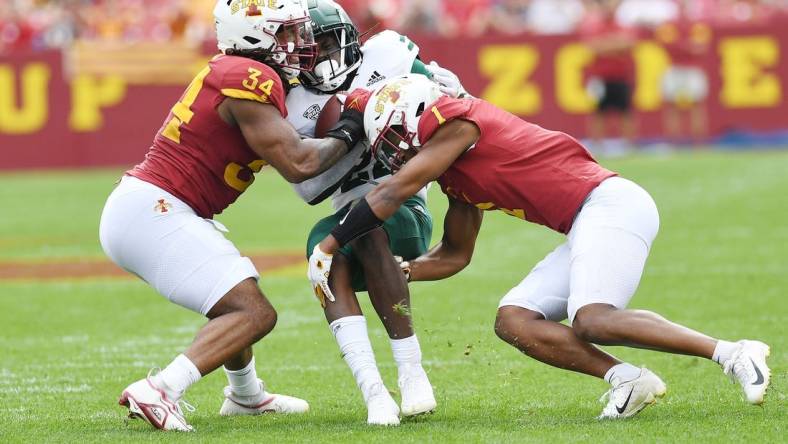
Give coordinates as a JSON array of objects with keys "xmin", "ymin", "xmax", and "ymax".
[
  {"xmin": 4, "ymin": 0, "xmax": 788, "ymax": 53},
  {"xmin": 0, "ymin": 0, "xmax": 215, "ymax": 52}
]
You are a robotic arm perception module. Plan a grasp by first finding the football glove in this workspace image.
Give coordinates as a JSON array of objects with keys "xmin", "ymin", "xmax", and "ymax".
[
  {"xmin": 426, "ymin": 61, "xmax": 468, "ymax": 98},
  {"xmin": 325, "ymin": 88, "xmax": 371, "ymax": 150},
  {"xmin": 308, "ymin": 245, "xmax": 335, "ymax": 307}
]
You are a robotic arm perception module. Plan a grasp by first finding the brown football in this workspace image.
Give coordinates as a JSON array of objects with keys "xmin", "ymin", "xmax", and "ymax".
[{"xmin": 314, "ymin": 92, "xmax": 346, "ymax": 138}]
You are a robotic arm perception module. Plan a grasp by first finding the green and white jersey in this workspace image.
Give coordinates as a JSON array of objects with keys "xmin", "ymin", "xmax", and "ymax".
[{"xmin": 286, "ymin": 30, "xmax": 428, "ymax": 210}]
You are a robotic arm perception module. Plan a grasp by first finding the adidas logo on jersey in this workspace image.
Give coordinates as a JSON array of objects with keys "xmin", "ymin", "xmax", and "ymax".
[
  {"xmin": 303, "ymin": 104, "xmax": 321, "ymax": 120},
  {"xmin": 367, "ymin": 71, "xmax": 385, "ymax": 87}
]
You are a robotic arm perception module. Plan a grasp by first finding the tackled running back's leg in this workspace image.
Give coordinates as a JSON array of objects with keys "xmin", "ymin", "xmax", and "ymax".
[
  {"xmin": 351, "ymin": 228, "xmax": 413, "ymax": 339},
  {"xmin": 323, "ymin": 252, "xmax": 364, "ymax": 322},
  {"xmin": 325, "ymin": 252, "xmax": 400, "ymax": 425},
  {"xmin": 352, "ymin": 228, "xmax": 436, "ymax": 417}
]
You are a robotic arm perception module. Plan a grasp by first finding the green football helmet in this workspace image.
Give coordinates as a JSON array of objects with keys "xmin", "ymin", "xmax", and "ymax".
[{"xmin": 299, "ymin": 0, "xmax": 363, "ymax": 92}]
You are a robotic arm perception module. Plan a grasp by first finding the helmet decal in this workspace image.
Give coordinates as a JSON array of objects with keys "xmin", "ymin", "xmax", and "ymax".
[
  {"xmin": 373, "ymin": 82, "xmax": 405, "ymax": 115},
  {"xmin": 364, "ymin": 74, "xmax": 446, "ymax": 171},
  {"xmin": 246, "ymin": 3, "xmax": 262, "ymax": 16},
  {"xmin": 231, "ymin": 0, "xmax": 280, "ymax": 15},
  {"xmin": 216, "ymin": 0, "xmax": 317, "ymax": 78}
]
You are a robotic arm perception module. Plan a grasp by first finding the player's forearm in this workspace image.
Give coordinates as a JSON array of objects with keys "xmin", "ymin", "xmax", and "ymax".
[
  {"xmin": 318, "ymin": 186, "xmax": 406, "ymax": 255},
  {"xmin": 293, "ymin": 99, "xmax": 366, "ymax": 182},
  {"xmin": 367, "ymin": 183, "xmax": 411, "ymax": 221},
  {"xmin": 408, "ymin": 243, "xmax": 471, "ymax": 281},
  {"xmin": 289, "ymin": 137, "xmax": 349, "ymax": 182}
]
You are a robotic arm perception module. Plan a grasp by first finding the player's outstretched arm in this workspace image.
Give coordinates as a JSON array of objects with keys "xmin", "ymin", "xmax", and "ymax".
[
  {"xmin": 224, "ymin": 98, "xmax": 358, "ymax": 183},
  {"xmin": 406, "ymin": 196, "xmax": 483, "ymax": 282},
  {"xmin": 319, "ymin": 119, "xmax": 480, "ymax": 254},
  {"xmin": 308, "ymin": 119, "xmax": 480, "ymax": 302}
]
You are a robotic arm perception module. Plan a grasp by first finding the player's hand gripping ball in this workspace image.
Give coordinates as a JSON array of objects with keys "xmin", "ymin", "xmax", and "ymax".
[
  {"xmin": 308, "ymin": 245, "xmax": 335, "ymax": 307},
  {"xmin": 322, "ymin": 88, "xmax": 371, "ymax": 150}
]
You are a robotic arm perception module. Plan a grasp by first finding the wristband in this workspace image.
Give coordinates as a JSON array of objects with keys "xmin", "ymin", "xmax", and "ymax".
[
  {"xmin": 325, "ymin": 108, "xmax": 364, "ymax": 150},
  {"xmin": 330, "ymin": 199, "xmax": 383, "ymax": 247}
]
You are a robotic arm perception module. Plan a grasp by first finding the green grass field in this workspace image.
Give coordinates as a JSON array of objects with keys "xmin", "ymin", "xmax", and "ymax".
[{"xmin": 0, "ymin": 151, "xmax": 785, "ymax": 443}]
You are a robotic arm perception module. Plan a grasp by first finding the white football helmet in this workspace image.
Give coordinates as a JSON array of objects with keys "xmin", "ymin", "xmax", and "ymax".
[
  {"xmin": 214, "ymin": 0, "xmax": 317, "ymax": 78},
  {"xmin": 364, "ymin": 74, "xmax": 444, "ymax": 171}
]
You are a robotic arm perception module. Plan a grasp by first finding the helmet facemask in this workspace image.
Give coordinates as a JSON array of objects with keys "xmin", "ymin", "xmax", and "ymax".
[
  {"xmin": 267, "ymin": 17, "xmax": 318, "ymax": 79},
  {"xmin": 299, "ymin": 0, "xmax": 362, "ymax": 93},
  {"xmin": 300, "ymin": 24, "xmax": 362, "ymax": 92},
  {"xmin": 371, "ymin": 111, "xmax": 419, "ymax": 172},
  {"xmin": 214, "ymin": 0, "xmax": 318, "ymax": 80}
]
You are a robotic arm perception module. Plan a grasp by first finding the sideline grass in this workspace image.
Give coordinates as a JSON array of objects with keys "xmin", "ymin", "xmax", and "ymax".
[{"xmin": 0, "ymin": 151, "xmax": 785, "ymax": 443}]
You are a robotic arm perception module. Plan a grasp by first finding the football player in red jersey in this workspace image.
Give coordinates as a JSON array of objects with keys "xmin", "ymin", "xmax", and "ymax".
[
  {"xmin": 308, "ymin": 74, "xmax": 772, "ymax": 419},
  {"xmin": 98, "ymin": 0, "xmax": 369, "ymax": 431}
]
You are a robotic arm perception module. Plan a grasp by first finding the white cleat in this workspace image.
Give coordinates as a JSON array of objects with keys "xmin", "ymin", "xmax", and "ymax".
[
  {"xmin": 398, "ymin": 365, "xmax": 437, "ymax": 417},
  {"xmin": 365, "ymin": 383, "xmax": 400, "ymax": 426},
  {"xmin": 723, "ymin": 340, "xmax": 771, "ymax": 405},
  {"xmin": 219, "ymin": 379, "xmax": 309, "ymax": 416},
  {"xmin": 118, "ymin": 374, "xmax": 194, "ymax": 431},
  {"xmin": 598, "ymin": 368, "xmax": 666, "ymax": 420}
]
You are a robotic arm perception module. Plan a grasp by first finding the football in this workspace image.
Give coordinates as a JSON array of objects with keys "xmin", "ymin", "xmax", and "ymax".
[{"xmin": 314, "ymin": 93, "xmax": 345, "ymax": 138}]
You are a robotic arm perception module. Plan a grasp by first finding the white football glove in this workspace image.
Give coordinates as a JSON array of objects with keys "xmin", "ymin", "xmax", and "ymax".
[
  {"xmin": 426, "ymin": 61, "xmax": 467, "ymax": 98},
  {"xmin": 308, "ymin": 245, "xmax": 335, "ymax": 307}
]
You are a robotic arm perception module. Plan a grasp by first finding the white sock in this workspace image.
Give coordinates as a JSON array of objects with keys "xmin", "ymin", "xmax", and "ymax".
[
  {"xmin": 712, "ymin": 340, "xmax": 739, "ymax": 366},
  {"xmin": 330, "ymin": 316, "xmax": 384, "ymax": 402},
  {"xmin": 604, "ymin": 363, "xmax": 641, "ymax": 385},
  {"xmin": 390, "ymin": 335, "xmax": 423, "ymax": 374},
  {"xmin": 155, "ymin": 354, "xmax": 201, "ymax": 400},
  {"xmin": 224, "ymin": 356, "xmax": 263, "ymax": 400}
]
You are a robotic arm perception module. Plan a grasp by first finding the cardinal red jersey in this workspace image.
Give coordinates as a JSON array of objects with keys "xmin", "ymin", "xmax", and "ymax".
[
  {"xmin": 580, "ymin": 14, "xmax": 636, "ymax": 82},
  {"xmin": 128, "ymin": 55, "xmax": 287, "ymax": 218},
  {"xmin": 418, "ymin": 96, "xmax": 616, "ymax": 234}
]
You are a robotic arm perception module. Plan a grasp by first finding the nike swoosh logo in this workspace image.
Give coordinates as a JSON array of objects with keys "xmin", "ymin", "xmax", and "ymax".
[
  {"xmin": 616, "ymin": 387, "xmax": 635, "ymax": 414},
  {"xmin": 750, "ymin": 358, "xmax": 765, "ymax": 385}
]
